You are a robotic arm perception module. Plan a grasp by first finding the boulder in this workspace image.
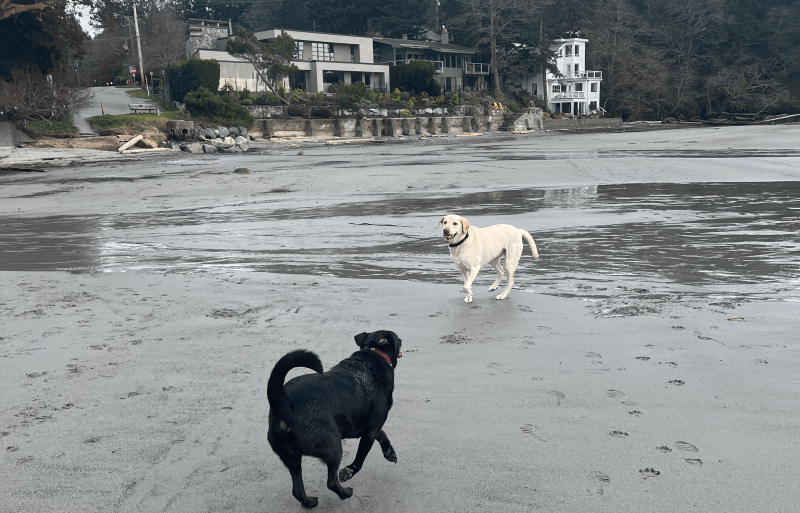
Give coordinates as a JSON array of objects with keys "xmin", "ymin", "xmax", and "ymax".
[
  {"xmin": 203, "ymin": 144, "xmax": 218, "ymax": 154},
  {"xmin": 233, "ymin": 167, "xmax": 253, "ymax": 174},
  {"xmin": 222, "ymin": 136, "xmax": 236, "ymax": 145},
  {"xmin": 205, "ymin": 128, "xmax": 216, "ymax": 139},
  {"xmin": 179, "ymin": 142, "xmax": 203, "ymax": 153},
  {"xmin": 228, "ymin": 127, "xmax": 240, "ymax": 136},
  {"xmin": 234, "ymin": 136, "xmax": 248, "ymax": 146},
  {"xmin": 217, "ymin": 126, "xmax": 229, "ymax": 138},
  {"xmin": 237, "ymin": 126, "xmax": 248, "ymax": 138},
  {"xmin": 220, "ymin": 146, "xmax": 244, "ymax": 153}
]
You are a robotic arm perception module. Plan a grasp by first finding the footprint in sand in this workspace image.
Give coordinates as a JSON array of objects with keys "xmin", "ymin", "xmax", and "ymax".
[
  {"xmin": 639, "ymin": 468, "xmax": 660, "ymax": 478},
  {"xmin": 520, "ymin": 424, "xmax": 548, "ymax": 442},
  {"xmin": 610, "ymin": 431, "xmax": 629, "ymax": 438},
  {"xmin": 606, "ymin": 390, "xmax": 625, "ymax": 398},
  {"xmin": 635, "ymin": 356, "xmax": 650, "ymax": 361},
  {"xmin": 656, "ymin": 446, "xmax": 672, "ymax": 453},
  {"xmin": 628, "ymin": 410, "xmax": 643, "ymax": 417},
  {"xmin": 585, "ymin": 352, "xmax": 602, "ymax": 359},
  {"xmin": 668, "ymin": 379, "xmax": 685, "ymax": 386},
  {"xmin": 674, "ymin": 441, "xmax": 702, "ymax": 466},
  {"xmin": 587, "ymin": 471, "xmax": 610, "ymax": 495}
]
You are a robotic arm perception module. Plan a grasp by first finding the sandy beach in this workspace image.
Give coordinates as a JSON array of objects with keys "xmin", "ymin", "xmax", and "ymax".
[{"xmin": 2, "ymin": 125, "xmax": 799, "ymax": 512}]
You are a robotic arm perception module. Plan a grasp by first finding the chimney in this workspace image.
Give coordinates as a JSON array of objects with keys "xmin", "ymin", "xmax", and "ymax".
[{"xmin": 441, "ymin": 26, "xmax": 449, "ymax": 45}]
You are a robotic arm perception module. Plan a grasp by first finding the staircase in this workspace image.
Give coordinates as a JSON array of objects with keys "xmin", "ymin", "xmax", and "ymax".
[
  {"xmin": 498, "ymin": 108, "xmax": 543, "ymax": 132},
  {"xmin": 498, "ymin": 111, "xmax": 527, "ymax": 132}
]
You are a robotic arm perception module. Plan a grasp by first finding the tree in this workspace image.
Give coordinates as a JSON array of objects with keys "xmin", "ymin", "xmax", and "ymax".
[
  {"xmin": 1, "ymin": 0, "xmax": 89, "ymax": 20},
  {"xmin": 226, "ymin": 29, "xmax": 298, "ymax": 104},
  {"xmin": 0, "ymin": 4, "xmax": 87, "ymax": 81},
  {"xmin": 454, "ymin": 0, "xmax": 552, "ymax": 97}
]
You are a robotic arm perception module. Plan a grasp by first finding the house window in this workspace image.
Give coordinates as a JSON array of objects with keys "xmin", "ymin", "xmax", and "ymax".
[
  {"xmin": 589, "ymin": 101, "xmax": 597, "ymax": 111},
  {"xmin": 293, "ymin": 41, "xmax": 304, "ymax": 60},
  {"xmin": 350, "ymin": 45, "xmax": 356, "ymax": 62},
  {"xmin": 574, "ymin": 83, "xmax": 583, "ymax": 91},
  {"xmin": 531, "ymin": 83, "xmax": 537, "ymax": 95},
  {"xmin": 566, "ymin": 64, "xmax": 571, "ymax": 74},
  {"xmin": 312, "ymin": 42, "xmax": 334, "ymax": 61},
  {"xmin": 552, "ymin": 84, "xmax": 560, "ymax": 93},
  {"xmin": 351, "ymin": 72, "xmax": 362, "ymax": 83},
  {"xmin": 591, "ymin": 82, "xmax": 598, "ymax": 92},
  {"xmin": 574, "ymin": 63, "xmax": 579, "ymax": 74},
  {"xmin": 575, "ymin": 44, "xmax": 580, "ymax": 56},
  {"xmin": 456, "ymin": 56, "xmax": 462, "ymax": 68},
  {"xmin": 565, "ymin": 45, "xmax": 572, "ymax": 57},
  {"xmin": 323, "ymin": 70, "xmax": 343, "ymax": 83}
]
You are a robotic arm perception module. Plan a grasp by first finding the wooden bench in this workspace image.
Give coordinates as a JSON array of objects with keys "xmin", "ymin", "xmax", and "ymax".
[{"xmin": 129, "ymin": 103, "xmax": 157, "ymax": 114}]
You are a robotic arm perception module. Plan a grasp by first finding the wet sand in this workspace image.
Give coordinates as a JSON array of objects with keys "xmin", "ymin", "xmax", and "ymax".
[{"xmin": 2, "ymin": 125, "xmax": 800, "ymax": 512}]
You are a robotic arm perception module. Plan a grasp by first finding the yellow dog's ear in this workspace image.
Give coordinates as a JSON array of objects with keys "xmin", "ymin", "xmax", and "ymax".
[
  {"xmin": 460, "ymin": 216, "xmax": 470, "ymax": 232},
  {"xmin": 437, "ymin": 216, "xmax": 446, "ymax": 228}
]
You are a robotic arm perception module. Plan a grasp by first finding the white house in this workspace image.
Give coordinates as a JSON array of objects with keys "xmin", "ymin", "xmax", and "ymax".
[
  {"xmin": 509, "ymin": 33, "xmax": 603, "ymax": 116},
  {"xmin": 186, "ymin": 22, "xmax": 390, "ymax": 94}
]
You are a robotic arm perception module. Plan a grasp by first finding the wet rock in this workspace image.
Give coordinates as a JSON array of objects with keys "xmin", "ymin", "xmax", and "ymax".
[
  {"xmin": 203, "ymin": 144, "xmax": 218, "ymax": 154},
  {"xmin": 179, "ymin": 142, "xmax": 203, "ymax": 154},
  {"xmin": 297, "ymin": 151, "xmax": 304, "ymax": 155},
  {"xmin": 229, "ymin": 126, "xmax": 240, "ymax": 136},
  {"xmin": 220, "ymin": 146, "xmax": 244, "ymax": 153},
  {"xmin": 233, "ymin": 167, "xmax": 253, "ymax": 174},
  {"xmin": 217, "ymin": 126, "xmax": 230, "ymax": 138}
]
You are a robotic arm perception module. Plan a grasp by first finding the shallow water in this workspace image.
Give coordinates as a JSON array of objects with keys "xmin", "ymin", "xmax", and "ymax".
[{"xmin": 2, "ymin": 181, "xmax": 798, "ymax": 306}]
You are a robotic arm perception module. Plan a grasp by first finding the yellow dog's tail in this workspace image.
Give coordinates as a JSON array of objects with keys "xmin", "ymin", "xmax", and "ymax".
[{"xmin": 520, "ymin": 230, "xmax": 539, "ymax": 258}]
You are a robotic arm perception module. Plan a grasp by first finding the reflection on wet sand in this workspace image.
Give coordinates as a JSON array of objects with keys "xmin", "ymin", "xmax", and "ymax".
[{"xmin": 1, "ymin": 182, "xmax": 798, "ymax": 304}]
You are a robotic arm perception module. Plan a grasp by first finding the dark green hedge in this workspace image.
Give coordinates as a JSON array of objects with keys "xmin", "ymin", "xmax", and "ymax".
[
  {"xmin": 167, "ymin": 60, "xmax": 220, "ymax": 103},
  {"xmin": 184, "ymin": 87, "xmax": 254, "ymax": 126},
  {"xmin": 390, "ymin": 60, "xmax": 441, "ymax": 96}
]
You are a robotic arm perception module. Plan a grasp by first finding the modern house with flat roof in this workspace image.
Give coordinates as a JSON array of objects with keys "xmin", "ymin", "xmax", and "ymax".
[
  {"xmin": 373, "ymin": 29, "xmax": 489, "ymax": 92},
  {"xmin": 185, "ymin": 22, "xmax": 390, "ymax": 94}
]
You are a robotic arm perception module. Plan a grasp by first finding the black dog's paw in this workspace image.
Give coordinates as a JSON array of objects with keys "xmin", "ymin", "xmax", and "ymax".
[
  {"xmin": 301, "ymin": 496, "xmax": 318, "ymax": 509},
  {"xmin": 338, "ymin": 466, "xmax": 355, "ymax": 482},
  {"xmin": 337, "ymin": 486, "xmax": 353, "ymax": 500},
  {"xmin": 383, "ymin": 445, "xmax": 397, "ymax": 463}
]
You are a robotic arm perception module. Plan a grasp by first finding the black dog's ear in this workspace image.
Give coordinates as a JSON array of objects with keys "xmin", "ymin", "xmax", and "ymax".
[{"xmin": 354, "ymin": 332, "xmax": 369, "ymax": 347}]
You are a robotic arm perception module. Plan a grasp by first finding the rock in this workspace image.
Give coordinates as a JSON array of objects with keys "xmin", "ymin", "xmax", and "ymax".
[
  {"xmin": 220, "ymin": 146, "xmax": 244, "ymax": 153},
  {"xmin": 222, "ymin": 136, "xmax": 235, "ymax": 145},
  {"xmin": 135, "ymin": 138, "xmax": 159, "ymax": 149},
  {"xmin": 203, "ymin": 144, "xmax": 218, "ymax": 154},
  {"xmin": 233, "ymin": 167, "xmax": 253, "ymax": 174},
  {"xmin": 205, "ymin": 128, "xmax": 216, "ymax": 139},
  {"xmin": 237, "ymin": 126, "xmax": 248, "ymax": 138},
  {"xmin": 297, "ymin": 151, "xmax": 304, "ymax": 155},
  {"xmin": 179, "ymin": 142, "xmax": 203, "ymax": 153},
  {"xmin": 234, "ymin": 136, "xmax": 248, "ymax": 146},
  {"xmin": 217, "ymin": 126, "xmax": 229, "ymax": 138},
  {"xmin": 229, "ymin": 126, "xmax": 240, "ymax": 136}
]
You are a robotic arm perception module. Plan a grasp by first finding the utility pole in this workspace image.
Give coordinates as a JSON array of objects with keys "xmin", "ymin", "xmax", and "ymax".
[{"xmin": 133, "ymin": 4, "xmax": 145, "ymax": 90}]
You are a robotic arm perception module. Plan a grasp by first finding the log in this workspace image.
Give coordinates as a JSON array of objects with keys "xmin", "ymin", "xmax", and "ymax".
[{"xmin": 118, "ymin": 135, "xmax": 143, "ymax": 153}]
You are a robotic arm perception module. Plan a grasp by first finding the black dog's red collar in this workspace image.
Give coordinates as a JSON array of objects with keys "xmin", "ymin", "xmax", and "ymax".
[
  {"xmin": 448, "ymin": 231, "xmax": 469, "ymax": 248},
  {"xmin": 371, "ymin": 348, "xmax": 394, "ymax": 367}
]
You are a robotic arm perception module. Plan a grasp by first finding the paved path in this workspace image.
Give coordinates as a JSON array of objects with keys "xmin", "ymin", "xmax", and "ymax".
[{"xmin": 73, "ymin": 86, "xmax": 159, "ymax": 136}]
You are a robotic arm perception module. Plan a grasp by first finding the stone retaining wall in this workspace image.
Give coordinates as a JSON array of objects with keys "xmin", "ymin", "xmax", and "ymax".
[
  {"xmin": 255, "ymin": 115, "xmax": 507, "ymax": 139},
  {"xmin": 542, "ymin": 118, "xmax": 623, "ymax": 130}
]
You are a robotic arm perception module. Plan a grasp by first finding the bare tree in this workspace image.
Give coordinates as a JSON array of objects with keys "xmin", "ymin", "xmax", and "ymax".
[
  {"xmin": 454, "ymin": 0, "xmax": 552, "ymax": 97},
  {"xmin": 143, "ymin": 10, "xmax": 187, "ymax": 74},
  {"xmin": 0, "ymin": 66, "xmax": 93, "ymax": 122},
  {"xmin": 226, "ymin": 29, "xmax": 299, "ymax": 104}
]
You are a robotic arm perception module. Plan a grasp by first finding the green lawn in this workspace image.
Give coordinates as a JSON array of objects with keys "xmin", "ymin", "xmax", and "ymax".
[
  {"xmin": 88, "ymin": 111, "xmax": 178, "ymax": 130},
  {"xmin": 25, "ymin": 120, "xmax": 79, "ymax": 136}
]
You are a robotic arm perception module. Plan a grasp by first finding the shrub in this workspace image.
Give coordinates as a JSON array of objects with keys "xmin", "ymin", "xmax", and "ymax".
[
  {"xmin": 183, "ymin": 87, "xmax": 253, "ymax": 126},
  {"xmin": 332, "ymin": 81, "xmax": 369, "ymax": 108},
  {"xmin": 507, "ymin": 101, "xmax": 520, "ymax": 112},
  {"xmin": 241, "ymin": 98, "xmax": 253, "ymax": 105},
  {"xmin": 452, "ymin": 93, "xmax": 460, "ymax": 105},
  {"xmin": 391, "ymin": 87, "xmax": 402, "ymax": 102},
  {"xmin": 255, "ymin": 92, "xmax": 283, "ymax": 105},
  {"xmin": 167, "ymin": 59, "xmax": 221, "ymax": 102},
  {"xmin": 278, "ymin": 83, "xmax": 287, "ymax": 98},
  {"xmin": 239, "ymin": 89, "xmax": 251, "ymax": 100},
  {"xmin": 390, "ymin": 60, "xmax": 441, "ymax": 96}
]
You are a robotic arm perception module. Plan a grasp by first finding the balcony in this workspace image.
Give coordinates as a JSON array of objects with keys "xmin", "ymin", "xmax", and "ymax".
[
  {"xmin": 563, "ymin": 71, "xmax": 602, "ymax": 80},
  {"xmin": 551, "ymin": 91, "xmax": 585, "ymax": 99},
  {"xmin": 464, "ymin": 62, "xmax": 489, "ymax": 75}
]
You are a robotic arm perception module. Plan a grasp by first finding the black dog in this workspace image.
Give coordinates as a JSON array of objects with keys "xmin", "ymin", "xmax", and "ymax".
[{"xmin": 267, "ymin": 330, "xmax": 403, "ymax": 508}]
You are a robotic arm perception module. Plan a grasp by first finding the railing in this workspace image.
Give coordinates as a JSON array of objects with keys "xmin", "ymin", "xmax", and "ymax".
[
  {"xmin": 562, "ymin": 71, "xmax": 603, "ymax": 79},
  {"xmin": 551, "ymin": 91, "xmax": 585, "ymax": 99},
  {"xmin": 398, "ymin": 59, "xmax": 444, "ymax": 73},
  {"xmin": 464, "ymin": 62, "xmax": 489, "ymax": 75}
]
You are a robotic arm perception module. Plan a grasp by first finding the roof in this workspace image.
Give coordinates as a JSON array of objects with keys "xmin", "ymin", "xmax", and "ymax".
[{"xmin": 373, "ymin": 37, "xmax": 478, "ymax": 54}]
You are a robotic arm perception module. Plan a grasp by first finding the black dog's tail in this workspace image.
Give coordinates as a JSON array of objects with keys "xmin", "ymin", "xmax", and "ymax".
[{"xmin": 267, "ymin": 350, "xmax": 323, "ymax": 421}]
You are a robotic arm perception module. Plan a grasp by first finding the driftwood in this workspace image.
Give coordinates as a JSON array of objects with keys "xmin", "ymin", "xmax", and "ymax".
[
  {"xmin": 117, "ymin": 135, "xmax": 143, "ymax": 153},
  {"xmin": 119, "ymin": 147, "xmax": 174, "ymax": 154}
]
